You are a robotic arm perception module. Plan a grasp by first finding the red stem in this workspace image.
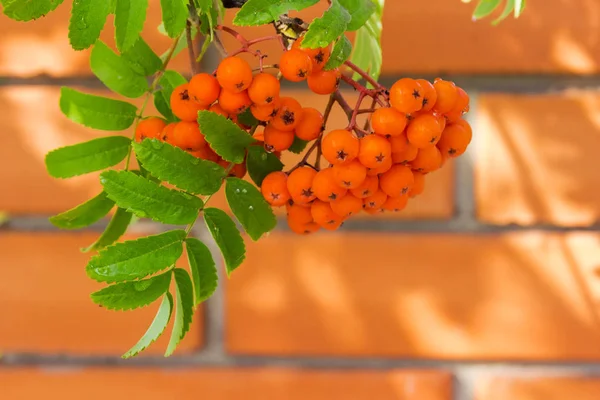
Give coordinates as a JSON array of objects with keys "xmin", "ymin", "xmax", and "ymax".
[
  {"xmin": 339, "ymin": 74, "xmax": 386, "ymax": 107},
  {"xmin": 344, "ymin": 60, "xmax": 384, "ymax": 90}
]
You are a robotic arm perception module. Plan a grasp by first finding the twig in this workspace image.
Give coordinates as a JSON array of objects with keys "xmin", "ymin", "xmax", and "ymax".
[
  {"xmin": 186, "ymin": 21, "xmax": 200, "ymax": 75},
  {"xmin": 344, "ymin": 60, "xmax": 384, "ymax": 90}
]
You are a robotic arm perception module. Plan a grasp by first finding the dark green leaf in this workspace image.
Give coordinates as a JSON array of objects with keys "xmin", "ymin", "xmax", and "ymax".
[
  {"xmin": 237, "ymin": 108, "xmax": 259, "ymax": 127},
  {"xmin": 160, "ymin": 0, "xmax": 187, "ymax": 38},
  {"xmin": 82, "ymin": 207, "xmax": 133, "ymax": 252},
  {"xmin": 91, "ymin": 270, "xmax": 172, "ymax": 310},
  {"xmin": 324, "ymin": 35, "xmax": 352, "ymax": 70},
  {"xmin": 59, "ymin": 87, "xmax": 138, "ymax": 131},
  {"xmin": 1, "ymin": 0, "xmax": 64, "ymax": 21},
  {"xmin": 203, "ymin": 207, "xmax": 245, "ymax": 276},
  {"xmin": 115, "ymin": 0, "xmax": 148, "ymax": 52},
  {"xmin": 90, "ymin": 40, "xmax": 148, "ymax": 98},
  {"xmin": 185, "ymin": 238, "xmax": 217, "ymax": 305},
  {"xmin": 197, "ymin": 111, "xmax": 255, "ymax": 164},
  {"xmin": 122, "ymin": 292, "xmax": 173, "ymax": 359},
  {"xmin": 45, "ymin": 136, "xmax": 131, "ymax": 179},
  {"xmin": 198, "ymin": 6, "xmax": 218, "ymax": 35},
  {"xmin": 133, "ymin": 139, "xmax": 226, "ymax": 196},
  {"xmin": 49, "ymin": 191, "xmax": 115, "ymax": 229},
  {"xmin": 122, "ymin": 37, "xmax": 163, "ymax": 76},
  {"xmin": 86, "ymin": 230, "xmax": 186, "ymax": 283},
  {"xmin": 68, "ymin": 0, "xmax": 111, "ymax": 50},
  {"xmin": 225, "ymin": 177, "xmax": 276, "ymax": 241},
  {"xmin": 339, "ymin": 0, "xmax": 375, "ymax": 31},
  {"xmin": 288, "ymin": 136, "xmax": 308, "ymax": 154},
  {"xmin": 234, "ymin": 0, "xmax": 319, "ymax": 26},
  {"xmin": 100, "ymin": 170, "xmax": 203, "ymax": 225},
  {"xmin": 165, "ymin": 268, "xmax": 194, "ymax": 356},
  {"xmin": 473, "ymin": 0, "xmax": 501, "ymax": 20},
  {"xmin": 154, "ymin": 70, "xmax": 187, "ymax": 121},
  {"xmin": 246, "ymin": 145, "xmax": 284, "ymax": 187},
  {"xmin": 153, "ymin": 90, "xmax": 176, "ymax": 122},
  {"xmin": 301, "ymin": 0, "xmax": 351, "ymax": 49}
]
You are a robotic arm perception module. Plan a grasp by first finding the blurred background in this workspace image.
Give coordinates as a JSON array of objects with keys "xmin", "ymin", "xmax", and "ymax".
[{"xmin": 2, "ymin": 0, "xmax": 600, "ymax": 399}]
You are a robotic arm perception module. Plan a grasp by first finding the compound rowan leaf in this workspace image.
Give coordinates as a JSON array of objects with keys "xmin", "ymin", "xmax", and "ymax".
[
  {"xmin": 59, "ymin": 87, "xmax": 138, "ymax": 131},
  {"xmin": 246, "ymin": 145, "xmax": 284, "ymax": 187},
  {"xmin": 350, "ymin": 0, "xmax": 383, "ymax": 82},
  {"xmin": 134, "ymin": 139, "xmax": 226, "ymax": 196},
  {"xmin": 68, "ymin": 0, "xmax": 111, "ymax": 50},
  {"xmin": 194, "ymin": 0, "xmax": 212, "ymax": 13},
  {"xmin": 1, "ymin": 0, "xmax": 64, "ymax": 21},
  {"xmin": 165, "ymin": 268, "xmax": 194, "ymax": 356},
  {"xmin": 91, "ymin": 270, "xmax": 172, "ymax": 311},
  {"xmin": 122, "ymin": 37, "xmax": 162, "ymax": 76},
  {"xmin": 197, "ymin": 111, "xmax": 255, "ymax": 164},
  {"xmin": 82, "ymin": 207, "xmax": 133, "ymax": 252},
  {"xmin": 100, "ymin": 170, "xmax": 203, "ymax": 225},
  {"xmin": 90, "ymin": 40, "xmax": 148, "ymax": 98},
  {"xmin": 324, "ymin": 35, "xmax": 352, "ymax": 70},
  {"xmin": 203, "ymin": 208, "xmax": 245, "ymax": 276},
  {"xmin": 115, "ymin": 0, "xmax": 148, "ymax": 52},
  {"xmin": 160, "ymin": 0, "xmax": 187, "ymax": 38},
  {"xmin": 49, "ymin": 191, "xmax": 115, "ymax": 229},
  {"xmin": 154, "ymin": 70, "xmax": 187, "ymax": 121},
  {"xmin": 472, "ymin": 0, "xmax": 502, "ymax": 20},
  {"xmin": 339, "ymin": 0, "xmax": 375, "ymax": 31},
  {"xmin": 301, "ymin": 0, "xmax": 351, "ymax": 49},
  {"xmin": 86, "ymin": 230, "xmax": 186, "ymax": 283},
  {"xmin": 185, "ymin": 238, "xmax": 217, "ymax": 305},
  {"xmin": 225, "ymin": 177, "xmax": 276, "ymax": 241},
  {"xmin": 45, "ymin": 136, "xmax": 131, "ymax": 179},
  {"xmin": 122, "ymin": 292, "xmax": 173, "ymax": 359},
  {"xmin": 233, "ymin": 0, "xmax": 319, "ymax": 26}
]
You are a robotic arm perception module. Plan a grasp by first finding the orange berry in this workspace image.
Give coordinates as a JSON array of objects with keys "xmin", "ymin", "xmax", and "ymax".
[
  {"xmin": 279, "ymin": 49, "xmax": 313, "ymax": 82},
  {"xmin": 161, "ymin": 122, "xmax": 177, "ymax": 142},
  {"xmin": 330, "ymin": 193, "xmax": 363, "ymax": 218},
  {"xmin": 311, "ymin": 200, "xmax": 343, "ymax": 228},
  {"xmin": 358, "ymin": 134, "xmax": 392, "ymax": 169},
  {"xmin": 188, "ymin": 73, "xmax": 221, "ymax": 106},
  {"xmin": 363, "ymin": 189, "xmax": 388, "ymax": 210},
  {"xmin": 363, "ymin": 206, "xmax": 384, "ymax": 215},
  {"xmin": 247, "ymin": 72, "xmax": 280, "ymax": 105},
  {"xmin": 455, "ymin": 118, "xmax": 473, "ymax": 137},
  {"xmin": 270, "ymin": 97, "xmax": 303, "ymax": 131},
  {"xmin": 382, "ymin": 195, "xmax": 409, "ymax": 212},
  {"xmin": 445, "ymin": 87, "xmax": 470, "ymax": 123},
  {"xmin": 287, "ymin": 166, "xmax": 318, "ymax": 204},
  {"xmin": 218, "ymin": 89, "xmax": 251, "ymax": 114},
  {"xmin": 261, "ymin": 171, "xmax": 291, "ymax": 207},
  {"xmin": 379, "ymin": 165, "xmax": 414, "ymax": 197},
  {"xmin": 263, "ymin": 124, "xmax": 295, "ymax": 152},
  {"xmin": 371, "ymin": 107, "xmax": 407, "ymax": 137},
  {"xmin": 312, "ymin": 167, "xmax": 348, "ymax": 202},
  {"xmin": 307, "ymin": 68, "xmax": 340, "ymax": 95},
  {"xmin": 216, "ymin": 56, "xmax": 253, "ymax": 93},
  {"xmin": 229, "ymin": 162, "xmax": 247, "ymax": 179},
  {"xmin": 287, "ymin": 202, "xmax": 313, "ymax": 224},
  {"xmin": 287, "ymin": 217, "xmax": 320, "ymax": 235},
  {"xmin": 350, "ymin": 175, "xmax": 379, "ymax": 199},
  {"xmin": 189, "ymin": 146, "xmax": 219, "ymax": 162},
  {"xmin": 171, "ymin": 121, "xmax": 206, "ymax": 151},
  {"xmin": 322, "ymin": 129, "xmax": 360, "ymax": 165},
  {"xmin": 437, "ymin": 123, "xmax": 472, "ymax": 157},
  {"xmin": 295, "ymin": 107, "xmax": 323, "ymax": 141},
  {"xmin": 209, "ymin": 103, "xmax": 229, "ymax": 119},
  {"xmin": 416, "ymin": 79, "xmax": 437, "ymax": 112},
  {"xmin": 410, "ymin": 171, "xmax": 425, "ymax": 197},
  {"xmin": 411, "ymin": 146, "xmax": 443, "ymax": 173},
  {"xmin": 392, "ymin": 145, "xmax": 419, "ymax": 164},
  {"xmin": 366, "ymin": 156, "xmax": 393, "ymax": 176},
  {"xmin": 406, "ymin": 113, "xmax": 444, "ymax": 148},
  {"xmin": 135, "ymin": 117, "xmax": 166, "ymax": 142},
  {"xmin": 250, "ymin": 100, "xmax": 279, "ymax": 122},
  {"xmin": 332, "ymin": 159, "xmax": 367, "ymax": 189},
  {"xmin": 389, "ymin": 78, "xmax": 423, "ymax": 114},
  {"xmin": 433, "ymin": 79, "xmax": 458, "ymax": 114},
  {"xmin": 170, "ymin": 84, "xmax": 207, "ymax": 122},
  {"xmin": 389, "ymin": 132, "xmax": 411, "ymax": 154},
  {"xmin": 293, "ymin": 36, "xmax": 331, "ymax": 71}
]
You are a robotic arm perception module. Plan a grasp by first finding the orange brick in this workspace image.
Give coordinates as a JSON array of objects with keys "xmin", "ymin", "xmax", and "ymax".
[
  {"xmin": 476, "ymin": 376, "xmax": 600, "ymax": 400},
  {"xmin": 0, "ymin": 368, "xmax": 451, "ymax": 400},
  {"xmin": 227, "ymin": 232, "xmax": 600, "ymax": 359},
  {"xmin": 0, "ymin": 233, "xmax": 202, "ymax": 355},
  {"xmin": 476, "ymin": 93, "xmax": 600, "ymax": 226}
]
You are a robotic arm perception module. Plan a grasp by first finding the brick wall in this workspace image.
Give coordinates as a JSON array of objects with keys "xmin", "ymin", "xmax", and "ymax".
[{"xmin": 1, "ymin": 1, "xmax": 600, "ymax": 399}]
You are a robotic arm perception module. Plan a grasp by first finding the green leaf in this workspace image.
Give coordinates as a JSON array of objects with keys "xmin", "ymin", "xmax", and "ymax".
[
  {"xmin": 82, "ymin": 207, "xmax": 133, "ymax": 252},
  {"xmin": 45, "ymin": 136, "xmax": 131, "ymax": 179},
  {"xmin": 185, "ymin": 238, "xmax": 217, "ymax": 305},
  {"xmin": 160, "ymin": 0, "xmax": 187, "ymax": 38},
  {"xmin": 197, "ymin": 111, "xmax": 255, "ymax": 164},
  {"xmin": 324, "ymin": 35, "xmax": 352, "ymax": 70},
  {"xmin": 473, "ymin": 0, "xmax": 501, "ymax": 20},
  {"xmin": 122, "ymin": 37, "xmax": 163, "ymax": 76},
  {"xmin": 165, "ymin": 268, "xmax": 194, "ymax": 356},
  {"xmin": 246, "ymin": 145, "xmax": 284, "ymax": 187},
  {"xmin": 225, "ymin": 177, "xmax": 276, "ymax": 241},
  {"xmin": 288, "ymin": 136, "xmax": 308, "ymax": 154},
  {"xmin": 115, "ymin": 0, "xmax": 148, "ymax": 52},
  {"xmin": 49, "ymin": 191, "xmax": 115, "ymax": 229},
  {"xmin": 1, "ymin": 0, "xmax": 64, "ymax": 21},
  {"xmin": 339, "ymin": 0, "xmax": 375, "ymax": 31},
  {"xmin": 234, "ymin": 0, "xmax": 319, "ymax": 26},
  {"xmin": 237, "ymin": 108, "xmax": 259, "ymax": 127},
  {"xmin": 122, "ymin": 292, "xmax": 173, "ymax": 359},
  {"xmin": 154, "ymin": 70, "xmax": 187, "ymax": 121},
  {"xmin": 515, "ymin": 0, "xmax": 526, "ymax": 17},
  {"xmin": 301, "ymin": 0, "xmax": 351, "ymax": 49},
  {"xmin": 86, "ymin": 230, "xmax": 186, "ymax": 283},
  {"xmin": 133, "ymin": 139, "xmax": 226, "ymax": 196},
  {"xmin": 203, "ymin": 208, "xmax": 245, "ymax": 276},
  {"xmin": 68, "ymin": 0, "xmax": 111, "ymax": 50},
  {"xmin": 350, "ymin": 1, "xmax": 383, "ymax": 82},
  {"xmin": 194, "ymin": 0, "xmax": 212, "ymax": 13},
  {"xmin": 100, "ymin": 170, "xmax": 203, "ymax": 225},
  {"xmin": 91, "ymin": 270, "xmax": 172, "ymax": 310},
  {"xmin": 59, "ymin": 87, "xmax": 138, "ymax": 131},
  {"xmin": 90, "ymin": 40, "xmax": 148, "ymax": 98}
]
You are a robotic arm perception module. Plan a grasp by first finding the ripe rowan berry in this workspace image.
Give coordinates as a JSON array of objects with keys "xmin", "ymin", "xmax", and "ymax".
[
  {"xmin": 437, "ymin": 122, "xmax": 472, "ymax": 157},
  {"xmin": 307, "ymin": 68, "xmax": 340, "ymax": 95},
  {"xmin": 171, "ymin": 121, "xmax": 206, "ymax": 151},
  {"xmin": 279, "ymin": 49, "xmax": 313, "ymax": 82},
  {"xmin": 250, "ymin": 101, "xmax": 279, "ymax": 122},
  {"xmin": 445, "ymin": 87, "xmax": 470, "ymax": 123},
  {"xmin": 294, "ymin": 107, "xmax": 323, "ymax": 141},
  {"xmin": 350, "ymin": 175, "xmax": 379, "ymax": 199},
  {"xmin": 366, "ymin": 156, "xmax": 393, "ymax": 176},
  {"xmin": 287, "ymin": 201, "xmax": 313, "ymax": 224},
  {"xmin": 433, "ymin": 79, "xmax": 458, "ymax": 114},
  {"xmin": 382, "ymin": 195, "xmax": 409, "ymax": 212},
  {"xmin": 410, "ymin": 171, "xmax": 425, "ymax": 197},
  {"xmin": 363, "ymin": 206, "xmax": 384, "ymax": 215},
  {"xmin": 311, "ymin": 200, "xmax": 344, "ymax": 228},
  {"xmin": 248, "ymin": 72, "xmax": 280, "ymax": 105},
  {"xmin": 371, "ymin": 107, "xmax": 407, "ymax": 137},
  {"xmin": 170, "ymin": 84, "xmax": 207, "ymax": 122},
  {"xmin": 379, "ymin": 164, "xmax": 414, "ymax": 197},
  {"xmin": 261, "ymin": 171, "xmax": 291, "ymax": 207},
  {"xmin": 264, "ymin": 124, "xmax": 295, "ymax": 152},
  {"xmin": 209, "ymin": 103, "xmax": 230, "ymax": 119},
  {"xmin": 411, "ymin": 145, "xmax": 443, "ymax": 173},
  {"xmin": 391, "ymin": 145, "xmax": 419, "ymax": 164},
  {"xmin": 287, "ymin": 166, "xmax": 318, "ymax": 204},
  {"xmin": 363, "ymin": 189, "xmax": 388, "ymax": 210},
  {"xmin": 189, "ymin": 146, "xmax": 220, "ymax": 162},
  {"xmin": 229, "ymin": 162, "xmax": 247, "ymax": 178},
  {"xmin": 270, "ymin": 97, "xmax": 303, "ymax": 131},
  {"xmin": 288, "ymin": 217, "xmax": 320, "ymax": 235},
  {"xmin": 161, "ymin": 122, "xmax": 177, "ymax": 142},
  {"xmin": 406, "ymin": 113, "xmax": 444, "ymax": 148},
  {"xmin": 389, "ymin": 132, "xmax": 410, "ymax": 154},
  {"xmin": 358, "ymin": 134, "xmax": 392, "ymax": 169},
  {"xmin": 293, "ymin": 36, "xmax": 331, "ymax": 71},
  {"xmin": 454, "ymin": 118, "xmax": 473, "ymax": 137},
  {"xmin": 416, "ymin": 79, "xmax": 437, "ymax": 112},
  {"xmin": 322, "ymin": 129, "xmax": 360, "ymax": 165},
  {"xmin": 216, "ymin": 56, "xmax": 253, "ymax": 93},
  {"xmin": 330, "ymin": 193, "xmax": 363, "ymax": 218},
  {"xmin": 188, "ymin": 73, "xmax": 221, "ymax": 106},
  {"xmin": 312, "ymin": 167, "xmax": 348, "ymax": 202},
  {"xmin": 218, "ymin": 89, "xmax": 252, "ymax": 114},
  {"xmin": 135, "ymin": 117, "xmax": 166, "ymax": 142},
  {"xmin": 332, "ymin": 159, "xmax": 367, "ymax": 189},
  {"xmin": 389, "ymin": 78, "xmax": 423, "ymax": 114}
]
